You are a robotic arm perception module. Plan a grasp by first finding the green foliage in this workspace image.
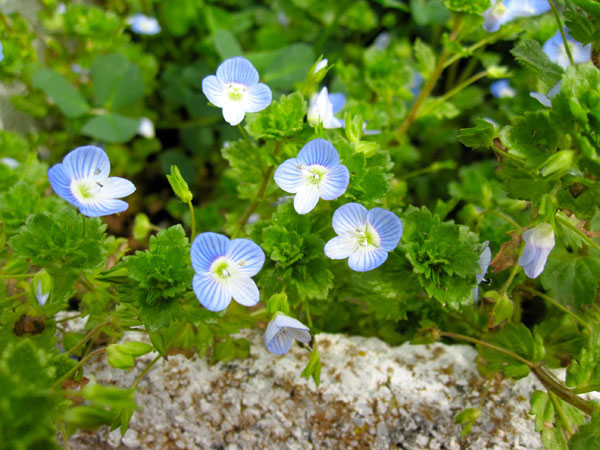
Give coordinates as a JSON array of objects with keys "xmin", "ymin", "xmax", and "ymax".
[
  {"xmin": 10, "ymin": 208, "xmax": 106, "ymax": 270},
  {"xmin": 246, "ymin": 93, "xmax": 307, "ymax": 139},
  {"xmin": 32, "ymin": 68, "xmax": 90, "ymax": 118},
  {"xmin": 401, "ymin": 206, "xmax": 480, "ymax": 309},
  {"xmin": 566, "ymin": 326, "xmax": 600, "ymax": 390},
  {"xmin": 570, "ymin": 411, "xmax": 600, "ymax": 450},
  {"xmin": 457, "ymin": 119, "xmax": 495, "ymax": 149},
  {"xmin": 119, "ymin": 225, "xmax": 194, "ymax": 331},
  {"xmin": 443, "ymin": 0, "xmax": 490, "ymax": 14},
  {"xmin": 511, "ymin": 39, "xmax": 564, "ymax": 87},
  {"xmin": 91, "ymin": 53, "xmax": 144, "ymax": 110}
]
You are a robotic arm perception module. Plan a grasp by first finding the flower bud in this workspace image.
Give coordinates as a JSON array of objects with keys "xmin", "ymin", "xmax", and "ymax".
[
  {"xmin": 344, "ymin": 113, "xmax": 363, "ymax": 143},
  {"xmin": 518, "ymin": 223, "xmax": 555, "ymax": 279},
  {"xmin": 539, "ymin": 150, "xmax": 574, "ymax": 178},
  {"xmin": 33, "ymin": 270, "xmax": 52, "ymax": 306},
  {"xmin": 166, "ymin": 165, "xmax": 193, "ymax": 203}
]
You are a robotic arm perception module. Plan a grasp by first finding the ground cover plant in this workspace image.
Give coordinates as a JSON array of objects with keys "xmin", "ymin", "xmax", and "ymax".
[{"xmin": 1, "ymin": 0, "xmax": 600, "ymax": 448}]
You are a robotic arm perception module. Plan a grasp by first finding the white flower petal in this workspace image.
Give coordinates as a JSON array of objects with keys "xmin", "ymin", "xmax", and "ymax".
[
  {"xmin": 202, "ymin": 75, "xmax": 227, "ymax": 108},
  {"xmin": 273, "ymin": 158, "xmax": 303, "ymax": 193},
  {"xmin": 331, "ymin": 203, "xmax": 368, "ymax": 235},
  {"xmin": 228, "ymin": 275, "xmax": 260, "ymax": 307},
  {"xmin": 227, "ymin": 238, "xmax": 265, "ymax": 277},
  {"xmin": 293, "ymin": 184, "xmax": 320, "ymax": 215},
  {"xmin": 243, "ymin": 83, "xmax": 272, "ymax": 113},
  {"xmin": 100, "ymin": 177, "xmax": 136, "ymax": 199},
  {"xmin": 193, "ymin": 274, "xmax": 231, "ymax": 312},
  {"xmin": 324, "ymin": 235, "xmax": 356, "ymax": 260},
  {"xmin": 222, "ymin": 104, "xmax": 246, "ymax": 126},
  {"xmin": 216, "ymin": 57, "xmax": 259, "ymax": 86},
  {"xmin": 62, "ymin": 146, "xmax": 110, "ymax": 181},
  {"xmin": 319, "ymin": 164, "xmax": 349, "ymax": 201},
  {"xmin": 348, "ymin": 246, "xmax": 388, "ymax": 272}
]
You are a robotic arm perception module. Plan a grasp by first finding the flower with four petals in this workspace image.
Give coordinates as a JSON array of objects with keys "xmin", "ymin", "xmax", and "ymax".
[
  {"xmin": 127, "ymin": 14, "xmax": 161, "ymax": 35},
  {"xmin": 274, "ymin": 138, "xmax": 349, "ymax": 215},
  {"xmin": 191, "ymin": 232, "xmax": 265, "ymax": 312},
  {"xmin": 48, "ymin": 146, "xmax": 136, "ymax": 217},
  {"xmin": 324, "ymin": 203, "xmax": 403, "ymax": 272},
  {"xmin": 264, "ymin": 314, "xmax": 312, "ymax": 355},
  {"xmin": 202, "ymin": 56, "xmax": 272, "ymax": 126}
]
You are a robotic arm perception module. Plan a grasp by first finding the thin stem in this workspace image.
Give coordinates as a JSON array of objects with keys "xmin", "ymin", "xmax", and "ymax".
[
  {"xmin": 478, "ymin": 377, "xmax": 492, "ymax": 408},
  {"xmin": 444, "ymin": 26, "xmax": 516, "ymax": 69},
  {"xmin": 573, "ymin": 384, "xmax": 600, "ymax": 394},
  {"xmin": 234, "ymin": 166, "xmax": 274, "ymax": 236},
  {"xmin": 304, "ymin": 300, "xmax": 313, "ymax": 328},
  {"xmin": 549, "ymin": 390, "xmax": 573, "ymax": 438},
  {"xmin": 519, "ymin": 286, "xmax": 592, "ymax": 331},
  {"xmin": 187, "ymin": 200, "xmax": 196, "ymax": 242},
  {"xmin": 441, "ymin": 331, "xmax": 597, "ymax": 415},
  {"xmin": 548, "ymin": 0, "xmax": 575, "ymax": 67},
  {"xmin": 67, "ymin": 320, "xmax": 111, "ymax": 356},
  {"xmin": 397, "ymin": 14, "xmax": 462, "ymax": 139},
  {"xmin": 481, "ymin": 210, "xmax": 522, "ymax": 232},
  {"xmin": 52, "ymin": 347, "xmax": 106, "ymax": 388},
  {"xmin": 0, "ymin": 273, "xmax": 32, "ymax": 279},
  {"xmin": 500, "ymin": 242, "xmax": 524, "ymax": 293},
  {"xmin": 419, "ymin": 70, "xmax": 488, "ymax": 118},
  {"xmin": 131, "ymin": 354, "xmax": 161, "ymax": 389},
  {"xmin": 56, "ymin": 313, "xmax": 83, "ymax": 323},
  {"xmin": 555, "ymin": 214, "xmax": 600, "ymax": 253},
  {"xmin": 81, "ymin": 214, "xmax": 86, "ymax": 239},
  {"xmin": 58, "ymin": 421, "xmax": 71, "ymax": 450}
]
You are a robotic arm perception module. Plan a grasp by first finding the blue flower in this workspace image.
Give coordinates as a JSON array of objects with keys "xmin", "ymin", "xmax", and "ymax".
[
  {"xmin": 264, "ymin": 314, "xmax": 311, "ymax": 355},
  {"xmin": 0, "ymin": 41, "xmax": 4, "ymax": 63},
  {"xmin": 324, "ymin": 203, "xmax": 402, "ymax": 272},
  {"xmin": 191, "ymin": 232, "xmax": 265, "ymax": 312},
  {"xmin": 490, "ymin": 79, "xmax": 516, "ymax": 98},
  {"xmin": 307, "ymin": 87, "xmax": 345, "ymax": 129},
  {"xmin": 543, "ymin": 29, "xmax": 591, "ymax": 69},
  {"xmin": 127, "ymin": 14, "xmax": 161, "ymax": 35},
  {"xmin": 518, "ymin": 223, "xmax": 555, "ymax": 279},
  {"xmin": 202, "ymin": 57, "xmax": 272, "ymax": 126},
  {"xmin": 473, "ymin": 243, "xmax": 492, "ymax": 302},
  {"xmin": 273, "ymin": 138, "xmax": 349, "ymax": 215},
  {"xmin": 483, "ymin": 0, "xmax": 550, "ymax": 32},
  {"xmin": 530, "ymin": 81, "xmax": 561, "ymax": 107},
  {"xmin": 48, "ymin": 146, "xmax": 135, "ymax": 217},
  {"xmin": 410, "ymin": 72, "xmax": 423, "ymax": 98}
]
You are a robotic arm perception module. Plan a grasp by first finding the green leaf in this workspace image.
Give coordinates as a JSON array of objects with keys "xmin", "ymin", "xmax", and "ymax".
[
  {"xmin": 414, "ymin": 38, "xmax": 436, "ymax": 78},
  {"xmin": 81, "ymin": 113, "xmax": 140, "ymax": 143},
  {"xmin": 540, "ymin": 247, "xmax": 600, "ymax": 308},
  {"xmin": 557, "ymin": 176, "xmax": 600, "ymax": 220},
  {"xmin": 9, "ymin": 208, "xmax": 106, "ymax": 270},
  {"xmin": 246, "ymin": 92, "xmax": 307, "ymax": 139},
  {"xmin": 213, "ymin": 28, "xmax": 243, "ymax": 60},
  {"xmin": 479, "ymin": 323, "xmax": 544, "ymax": 379},
  {"xmin": 492, "ymin": 293, "xmax": 513, "ymax": 327},
  {"xmin": 457, "ymin": 118, "xmax": 495, "ymax": 149},
  {"xmin": 529, "ymin": 391, "xmax": 569, "ymax": 450},
  {"xmin": 301, "ymin": 348, "xmax": 321, "ymax": 386},
  {"xmin": 566, "ymin": 325, "xmax": 600, "ymax": 390},
  {"xmin": 570, "ymin": 411, "xmax": 600, "ymax": 450},
  {"xmin": 510, "ymin": 39, "xmax": 564, "ymax": 87},
  {"xmin": 210, "ymin": 338, "xmax": 250, "ymax": 364},
  {"xmin": 91, "ymin": 53, "xmax": 144, "ymax": 109},
  {"xmin": 259, "ymin": 43, "xmax": 315, "ymax": 90},
  {"xmin": 534, "ymin": 316, "xmax": 586, "ymax": 369},
  {"xmin": 410, "ymin": 0, "xmax": 451, "ymax": 25},
  {"xmin": 32, "ymin": 68, "xmax": 90, "ymax": 118},
  {"xmin": 443, "ymin": 0, "xmax": 490, "ymax": 13}
]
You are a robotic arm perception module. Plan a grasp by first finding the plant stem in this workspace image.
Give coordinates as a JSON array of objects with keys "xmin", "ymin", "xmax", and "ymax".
[
  {"xmin": 548, "ymin": 0, "xmax": 575, "ymax": 67},
  {"xmin": 519, "ymin": 286, "xmax": 592, "ymax": 331},
  {"xmin": 419, "ymin": 70, "xmax": 488, "ymax": 117},
  {"xmin": 52, "ymin": 347, "xmax": 106, "ymax": 388},
  {"xmin": 0, "ymin": 273, "xmax": 31, "ymax": 279},
  {"xmin": 444, "ymin": 26, "xmax": 516, "ymax": 69},
  {"xmin": 304, "ymin": 300, "xmax": 313, "ymax": 328},
  {"xmin": 397, "ymin": 14, "xmax": 462, "ymax": 139},
  {"xmin": 573, "ymin": 384, "xmax": 600, "ymax": 394},
  {"xmin": 131, "ymin": 354, "xmax": 161, "ymax": 389},
  {"xmin": 58, "ymin": 421, "xmax": 71, "ymax": 450},
  {"xmin": 481, "ymin": 210, "xmax": 522, "ymax": 232},
  {"xmin": 187, "ymin": 200, "xmax": 196, "ymax": 242},
  {"xmin": 56, "ymin": 313, "xmax": 84, "ymax": 323},
  {"xmin": 441, "ymin": 331, "xmax": 597, "ymax": 415},
  {"xmin": 67, "ymin": 320, "xmax": 111, "ymax": 356},
  {"xmin": 500, "ymin": 242, "xmax": 524, "ymax": 293},
  {"xmin": 555, "ymin": 214, "xmax": 600, "ymax": 253},
  {"xmin": 234, "ymin": 165, "xmax": 274, "ymax": 236},
  {"xmin": 549, "ymin": 390, "xmax": 573, "ymax": 438}
]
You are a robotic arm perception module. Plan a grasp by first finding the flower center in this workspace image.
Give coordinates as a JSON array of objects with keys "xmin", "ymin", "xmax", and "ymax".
[
  {"xmin": 71, "ymin": 178, "xmax": 102, "ymax": 204},
  {"xmin": 227, "ymin": 83, "xmax": 248, "ymax": 101},
  {"xmin": 354, "ymin": 224, "xmax": 380, "ymax": 249},
  {"xmin": 492, "ymin": 3, "xmax": 507, "ymax": 17},
  {"xmin": 302, "ymin": 165, "xmax": 327, "ymax": 185},
  {"xmin": 213, "ymin": 259, "xmax": 232, "ymax": 279}
]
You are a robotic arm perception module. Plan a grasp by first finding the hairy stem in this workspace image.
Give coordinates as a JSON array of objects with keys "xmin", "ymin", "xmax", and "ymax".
[
  {"xmin": 555, "ymin": 213, "xmax": 600, "ymax": 253},
  {"xmin": 131, "ymin": 354, "xmax": 161, "ymax": 389},
  {"xmin": 187, "ymin": 200, "xmax": 196, "ymax": 242},
  {"xmin": 67, "ymin": 320, "xmax": 111, "ymax": 356},
  {"xmin": 52, "ymin": 347, "xmax": 106, "ymax": 389}
]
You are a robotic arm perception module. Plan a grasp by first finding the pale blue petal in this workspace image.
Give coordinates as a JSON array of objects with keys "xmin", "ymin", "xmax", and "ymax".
[
  {"xmin": 297, "ymin": 138, "xmax": 340, "ymax": 168},
  {"xmin": 265, "ymin": 322, "xmax": 294, "ymax": 355},
  {"xmin": 129, "ymin": 14, "xmax": 161, "ymax": 35},
  {"xmin": 410, "ymin": 72, "xmax": 423, "ymax": 97},
  {"xmin": 324, "ymin": 235, "xmax": 355, "ymax": 260},
  {"xmin": 216, "ymin": 57, "xmax": 259, "ymax": 86},
  {"xmin": 543, "ymin": 31, "xmax": 566, "ymax": 66},
  {"xmin": 222, "ymin": 104, "xmax": 246, "ymax": 126},
  {"xmin": 348, "ymin": 247, "xmax": 388, "ymax": 272},
  {"xmin": 482, "ymin": 11, "xmax": 501, "ymax": 33},
  {"xmin": 193, "ymin": 274, "xmax": 231, "ymax": 312},
  {"xmin": 273, "ymin": 158, "xmax": 303, "ymax": 193},
  {"xmin": 294, "ymin": 184, "xmax": 320, "ymax": 214},
  {"xmin": 48, "ymin": 164, "xmax": 78, "ymax": 206},
  {"xmin": 329, "ymin": 93, "xmax": 346, "ymax": 114},
  {"xmin": 548, "ymin": 81, "xmax": 562, "ymax": 97},
  {"xmin": 476, "ymin": 245, "xmax": 492, "ymax": 284},
  {"xmin": 227, "ymin": 239, "xmax": 265, "ymax": 277},
  {"xmin": 520, "ymin": 246, "xmax": 551, "ymax": 279},
  {"xmin": 244, "ymin": 83, "xmax": 272, "ymax": 113},
  {"xmin": 202, "ymin": 75, "xmax": 226, "ymax": 107},
  {"xmin": 473, "ymin": 286, "xmax": 480, "ymax": 303},
  {"xmin": 79, "ymin": 199, "xmax": 129, "ymax": 217},
  {"xmin": 319, "ymin": 164, "xmax": 349, "ymax": 201},
  {"xmin": 367, "ymin": 208, "xmax": 403, "ymax": 252},
  {"xmin": 518, "ymin": 229, "xmax": 536, "ymax": 267},
  {"xmin": 63, "ymin": 146, "xmax": 110, "ymax": 181},
  {"xmin": 229, "ymin": 276, "xmax": 260, "ymax": 306},
  {"xmin": 191, "ymin": 232, "xmax": 230, "ymax": 274},
  {"xmin": 100, "ymin": 177, "xmax": 136, "ymax": 199},
  {"xmin": 332, "ymin": 203, "xmax": 367, "ymax": 235},
  {"xmin": 274, "ymin": 314, "xmax": 310, "ymax": 332},
  {"xmin": 530, "ymin": 92, "xmax": 552, "ymax": 107},
  {"xmin": 490, "ymin": 79, "xmax": 515, "ymax": 99}
]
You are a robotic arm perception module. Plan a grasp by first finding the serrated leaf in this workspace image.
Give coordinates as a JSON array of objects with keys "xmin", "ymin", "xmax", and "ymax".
[
  {"xmin": 443, "ymin": 0, "xmax": 489, "ymax": 13},
  {"xmin": 457, "ymin": 118, "xmax": 495, "ymax": 149},
  {"xmin": 33, "ymin": 68, "xmax": 90, "ymax": 118},
  {"xmin": 246, "ymin": 92, "xmax": 307, "ymax": 139},
  {"xmin": 414, "ymin": 38, "xmax": 435, "ymax": 78},
  {"xmin": 511, "ymin": 39, "xmax": 564, "ymax": 87},
  {"xmin": 566, "ymin": 326, "xmax": 600, "ymax": 390}
]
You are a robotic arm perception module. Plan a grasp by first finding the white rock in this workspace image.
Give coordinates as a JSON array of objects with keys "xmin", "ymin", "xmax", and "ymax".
[{"xmin": 67, "ymin": 330, "xmax": 550, "ymax": 449}]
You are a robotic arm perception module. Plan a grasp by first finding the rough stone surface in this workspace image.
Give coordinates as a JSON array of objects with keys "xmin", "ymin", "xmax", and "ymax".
[{"xmin": 68, "ymin": 330, "xmax": 548, "ymax": 450}]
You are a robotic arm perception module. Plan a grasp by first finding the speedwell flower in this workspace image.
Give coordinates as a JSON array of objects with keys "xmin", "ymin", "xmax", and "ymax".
[
  {"xmin": 191, "ymin": 232, "xmax": 265, "ymax": 312},
  {"xmin": 202, "ymin": 57, "xmax": 272, "ymax": 126},
  {"xmin": 128, "ymin": 14, "xmax": 161, "ymax": 35},
  {"xmin": 518, "ymin": 223, "xmax": 555, "ymax": 279},
  {"xmin": 273, "ymin": 138, "xmax": 349, "ymax": 215},
  {"xmin": 324, "ymin": 203, "xmax": 403, "ymax": 272},
  {"xmin": 543, "ymin": 29, "xmax": 591, "ymax": 69},
  {"xmin": 48, "ymin": 146, "xmax": 136, "ymax": 217},
  {"xmin": 482, "ymin": 0, "xmax": 550, "ymax": 33},
  {"xmin": 530, "ymin": 81, "xmax": 561, "ymax": 107},
  {"xmin": 490, "ymin": 79, "xmax": 516, "ymax": 98},
  {"xmin": 307, "ymin": 87, "xmax": 345, "ymax": 129},
  {"xmin": 265, "ymin": 314, "xmax": 312, "ymax": 355}
]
